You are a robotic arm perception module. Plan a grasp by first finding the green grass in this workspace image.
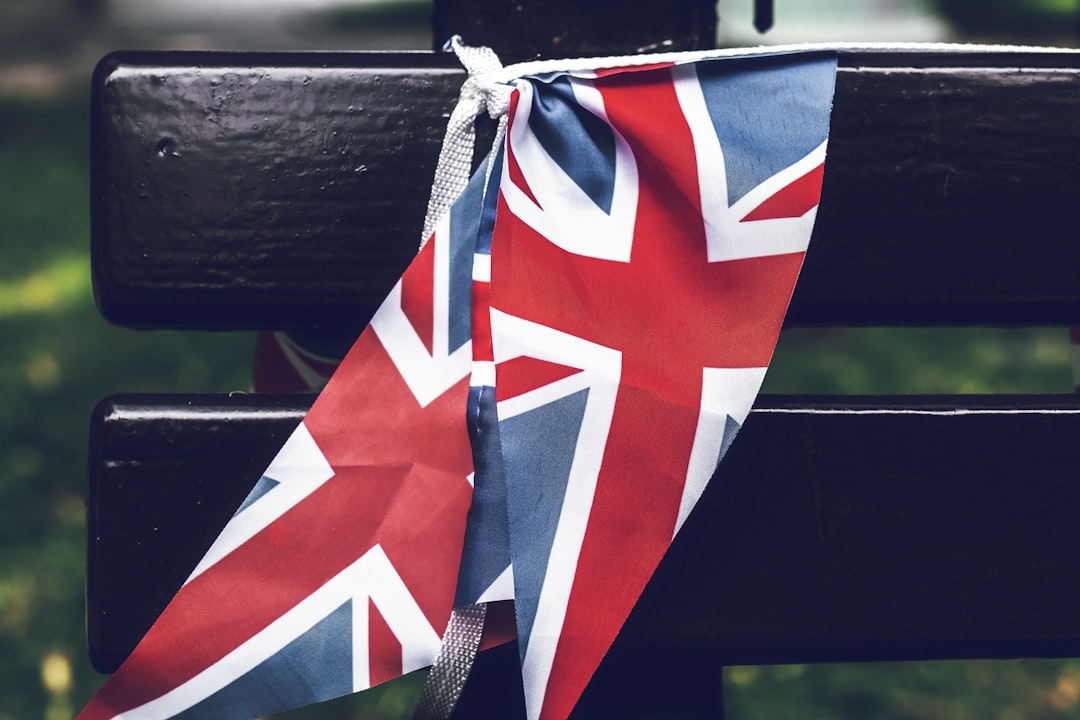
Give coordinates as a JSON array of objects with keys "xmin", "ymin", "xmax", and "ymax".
[
  {"xmin": 765, "ymin": 326, "xmax": 1073, "ymax": 395},
  {"xmin": 724, "ymin": 660, "xmax": 1080, "ymax": 720},
  {"xmin": 2, "ymin": 88, "xmax": 1078, "ymax": 720},
  {"xmin": 0, "ymin": 92, "xmax": 254, "ymax": 720}
]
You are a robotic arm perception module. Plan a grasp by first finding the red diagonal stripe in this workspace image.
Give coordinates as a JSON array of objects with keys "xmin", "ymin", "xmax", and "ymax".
[
  {"xmin": 369, "ymin": 599, "xmax": 402, "ymax": 687},
  {"xmin": 472, "ymin": 278, "xmax": 494, "ymax": 363},
  {"xmin": 400, "ymin": 236, "xmax": 436, "ymax": 355},
  {"xmin": 495, "ymin": 356, "xmax": 583, "ymax": 401},
  {"xmin": 740, "ymin": 163, "xmax": 824, "ymax": 222}
]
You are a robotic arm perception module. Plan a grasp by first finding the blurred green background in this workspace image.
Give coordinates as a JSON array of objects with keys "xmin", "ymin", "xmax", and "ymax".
[{"xmin": 1, "ymin": 0, "xmax": 1079, "ymax": 718}]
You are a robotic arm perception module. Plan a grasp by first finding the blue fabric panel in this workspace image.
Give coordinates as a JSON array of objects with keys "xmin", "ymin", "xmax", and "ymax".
[
  {"xmin": 529, "ymin": 76, "xmax": 616, "ymax": 213},
  {"xmin": 475, "ymin": 148, "xmax": 502, "ymax": 256},
  {"xmin": 456, "ymin": 385, "xmax": 512, "ymax": 604},
  {"xmin": 502, "ymin": 389, "xmax": 590, "ymax": 661},
  {"xmin": 717, "ymin": 415, "xmax": 742, "ymax": 468},
  {"xmin": 232, "ymin": 475, "xmax": 279, "ymax": 517},
  {"xmin": 696, "ymin": 56, "xmax": 836, "ymax": 206},
  {"xmin": 448, "ymin": 161, "xmax": 488, "ymax": 354},
  {"xmin": 172, "ymin": 600, "xmax": 353, "ymax": 719}
]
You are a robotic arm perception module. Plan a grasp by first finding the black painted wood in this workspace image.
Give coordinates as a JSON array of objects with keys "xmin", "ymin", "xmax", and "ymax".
[
  {"xmin": 85, "ymin": 395, "xmax": 306, "ymax": 673},
  {"xmin": 453, "ymin": 640, "xmax": 726, "ymax": 719},
  {"xmin": 92, "ymin": 50, "xmax": 1080, "ymax": 330},
  {"xmin": 431, "ymin": 0, "xmax": 717, "ymax": 59},
  {"xmin": 88, "ymin": 394, "xmax": 1080, "ymax": 678}
]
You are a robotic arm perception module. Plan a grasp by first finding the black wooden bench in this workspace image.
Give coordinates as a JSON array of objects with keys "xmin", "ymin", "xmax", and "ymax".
[{"xmin": 87, "ymin": 2, "xmax": 1080, "ymax": 717}]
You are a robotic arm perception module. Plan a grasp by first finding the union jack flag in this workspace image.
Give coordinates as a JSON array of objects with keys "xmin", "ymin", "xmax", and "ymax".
[
  {"xmin": 78, "ymin": 50, "xmax": 836, "ymax": 720},
  {"xmin": 77, "ymin": 155, "xmax": 494, "ymax": 720},
  {"xmin": 480, "ymin": 54, "xmax": 837, "ymax": 720}
]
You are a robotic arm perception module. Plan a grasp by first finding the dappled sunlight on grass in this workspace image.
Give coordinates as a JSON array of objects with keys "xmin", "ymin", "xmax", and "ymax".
[
  {"xmin": 24, "ymin": 350, "xmax": 62, "ymax": 389},
  {"xmin": 0, "ymin": 572, "xmax": 37, "ymax": 639},
  {"xmin": 724, "ymin": 659, "xmax": 1080, "ymax": 720},
  {"xmin": 41, "ymin": 650, "xmax": 75, "ymax": 720},
  {"xmin": 0, "ymin": 90, "xmax": 259, "ymax": 718},
  {"xmin": 0, "ymin": 253, "xmax": 91, "ymax": 317},
  {"xmin": 41, "ymin": 651, "xmax": 73, "ymax": 695},
  {"xmin": 1049, "ymin": 665, "xmax": 1080, "ymax": 711}
]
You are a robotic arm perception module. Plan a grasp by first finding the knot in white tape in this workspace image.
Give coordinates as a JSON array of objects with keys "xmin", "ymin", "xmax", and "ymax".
[{"xmin": 420, "ymin": 37, "xmax": 512, "ymax": 248}]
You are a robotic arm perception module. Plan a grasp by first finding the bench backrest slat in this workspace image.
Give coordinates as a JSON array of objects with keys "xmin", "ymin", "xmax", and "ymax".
[
  {"xmin": 92, "ymin": 51, "xmax": 1080, "ymax": 330},
  {"xmin": 88, "ymin": 393, "xmax": 1080, "ymax": 673}
]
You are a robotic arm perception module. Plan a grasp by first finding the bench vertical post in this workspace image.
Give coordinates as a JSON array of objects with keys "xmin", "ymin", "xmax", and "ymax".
[{"xmin": 433, "ymin": 0, "xmax": 717, "ymax": 59}]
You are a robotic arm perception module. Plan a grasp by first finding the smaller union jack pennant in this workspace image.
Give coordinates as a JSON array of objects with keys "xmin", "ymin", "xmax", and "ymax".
[
  {"xmin": 479, "ymin": 53, "xmax": 837, "ymax": 720},
  {"xmin": 78, "ymin": 46, "xmax": 837, "ymax": 720}
]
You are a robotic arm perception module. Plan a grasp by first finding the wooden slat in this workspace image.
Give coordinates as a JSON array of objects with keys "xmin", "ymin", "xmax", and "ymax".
[
  {"xmin": 91, "ymin": 50, "xmax": 1080, "ymax": 330},
  {"xmin": 88, "ymin": 393, "xmax": 1080, "ymax": 674},
  {"xmin": 85, "ymin": 395, "xmax": 306, "ymax": 673}
]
